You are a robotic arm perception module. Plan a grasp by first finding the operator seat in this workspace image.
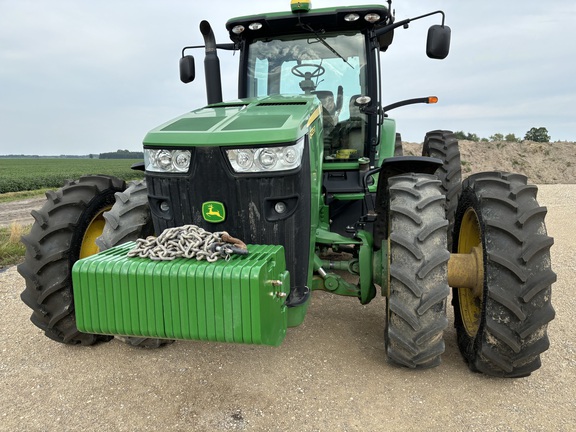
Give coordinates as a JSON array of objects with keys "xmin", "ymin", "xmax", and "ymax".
[
  {"xmin": 340, "ymin": 95, "xmax": 366, "ymax": 155},
  {"xmin": 311, "ymin": 90, "xmax": 337, "ymax": 130}
]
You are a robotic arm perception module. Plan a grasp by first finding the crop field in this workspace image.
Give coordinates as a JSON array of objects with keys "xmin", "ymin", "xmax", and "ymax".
[{"xmin": 0, "ymin": 159, "xmax": 144, "ymax": 194}]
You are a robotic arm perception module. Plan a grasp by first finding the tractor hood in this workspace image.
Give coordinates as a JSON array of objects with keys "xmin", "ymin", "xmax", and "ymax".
[{"xmin": 143, "ymin": 95, "xmax": 321, "ymax": 148}]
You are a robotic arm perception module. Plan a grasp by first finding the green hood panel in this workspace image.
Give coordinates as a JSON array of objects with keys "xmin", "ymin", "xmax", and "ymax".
[{"xmin": 144, "ymin": 95, "xmax": 320, "ymax": 147}]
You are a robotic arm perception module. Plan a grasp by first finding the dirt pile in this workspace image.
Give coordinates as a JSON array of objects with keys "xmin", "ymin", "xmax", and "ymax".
[{"xmin": 404, "ymin": 140, "xmax": 576, "ymax": 184}]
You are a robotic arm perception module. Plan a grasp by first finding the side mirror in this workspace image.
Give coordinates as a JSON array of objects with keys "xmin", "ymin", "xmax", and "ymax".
[
  {"xmin": 426, "ymin": 25, "xmax": 451, "ymax": 59},
  {"xmin": 179, "ymin": 55, "xmax": 195, "ymax": 83}
]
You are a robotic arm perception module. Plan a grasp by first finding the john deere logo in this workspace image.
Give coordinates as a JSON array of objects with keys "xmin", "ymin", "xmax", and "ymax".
[{"xmin": 202, "ymin": 201, "xmax": 226, "ymax": 223}]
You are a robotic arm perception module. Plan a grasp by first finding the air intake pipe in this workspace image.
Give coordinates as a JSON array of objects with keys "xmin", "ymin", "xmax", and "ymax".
[{"xmin": 200, "ymin": 20, "xmax": 223, "ymax": 105}]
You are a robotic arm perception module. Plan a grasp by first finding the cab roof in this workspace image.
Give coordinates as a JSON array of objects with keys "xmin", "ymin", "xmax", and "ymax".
[{"xmin": 226, "ymin": 4, "xmax": 392, "ymax": 42}]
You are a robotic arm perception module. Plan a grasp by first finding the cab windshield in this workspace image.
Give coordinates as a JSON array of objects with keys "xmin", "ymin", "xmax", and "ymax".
[{"xmin": 246, "ymin": 32, "xmax": 368, "ymax": 160}]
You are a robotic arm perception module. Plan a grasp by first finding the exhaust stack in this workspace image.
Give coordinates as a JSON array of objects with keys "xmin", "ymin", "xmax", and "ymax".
[{"xmin": 200, "ymin": 20, "xmax": 223, "ymax": 105}]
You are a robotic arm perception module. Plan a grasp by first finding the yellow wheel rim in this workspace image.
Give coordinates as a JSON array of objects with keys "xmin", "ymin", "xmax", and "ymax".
[
  {"xmin": 79, "ymin": 206, "xmax": 112, "ymax": 259},
  {"xmin": 457, "ymin": 208, "xmax": 484, "ymax": 337}
]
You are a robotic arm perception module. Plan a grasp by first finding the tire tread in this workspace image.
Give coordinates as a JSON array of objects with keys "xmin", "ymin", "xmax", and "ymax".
[
  {"xmin": 452, "ymin": 171, "xmax": 555, "ymax": 377},
  {"xmin": 17, "ymin": 175, "xmax": 126, "ymax": 345},
  {"xmin": 386, "ymin": 173, "xmax": 449, "ymax": 369}
]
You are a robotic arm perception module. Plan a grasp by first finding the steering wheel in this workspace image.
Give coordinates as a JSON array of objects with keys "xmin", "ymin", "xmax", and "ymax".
[{"xmin": 291, "ymin": 63, "xmax": 326, "ymax": 79}]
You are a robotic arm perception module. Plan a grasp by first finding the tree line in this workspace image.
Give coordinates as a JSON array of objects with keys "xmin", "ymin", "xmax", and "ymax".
[
  {"xmin": 455, "ymin": 127, "xmax": 551, "ymax": 143},
  {"xmin": 98, "ymin": 149, "xmax": 144, "ymax": 159},
  {"xmin": 1, "ymin": 150, "xmax": 144, "ymax": 159}
]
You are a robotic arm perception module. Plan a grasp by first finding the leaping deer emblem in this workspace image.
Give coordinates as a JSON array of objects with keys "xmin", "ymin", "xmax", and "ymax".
[
  {"xmin": 203, "ymin": 201, "xmax": 226, "ymax": 223},
  {"xmin": 206, "ymin": 204, "xmax": 222, "ymax": 218}
]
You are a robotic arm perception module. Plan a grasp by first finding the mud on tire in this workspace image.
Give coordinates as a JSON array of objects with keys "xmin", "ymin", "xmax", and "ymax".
[
  {"xmin": 18, "ymin": 175, "xmax": 126, "ymax": 345},
  {"xmin": 385, "ymin": 173, "xmax": 450, "ymax": 368},
  {"xmin": 452, "ymin": 172, "xmax": 556, "ymax": 377}
]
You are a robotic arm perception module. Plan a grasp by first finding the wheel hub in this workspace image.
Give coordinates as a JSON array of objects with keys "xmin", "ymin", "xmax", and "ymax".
[
  {"xmin": 448, "ymin": 208, "xmax": 484, "ymax": 337},
  {"xmin": 80, "ymin": 206, "xmax": 112, "ymax": 259}
]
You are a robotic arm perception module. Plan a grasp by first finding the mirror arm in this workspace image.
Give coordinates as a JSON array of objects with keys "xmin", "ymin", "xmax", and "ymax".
[
  {"xmin": 374, "ymin": 18, "xmax": 411, "ymax": 38},
  {"xmin": 181, "ymin": 43, "xmax": 236, "ymax": 57},
  {"xmin": 375, "ymin": 10, "xmax": 446, "ymax": 38}
]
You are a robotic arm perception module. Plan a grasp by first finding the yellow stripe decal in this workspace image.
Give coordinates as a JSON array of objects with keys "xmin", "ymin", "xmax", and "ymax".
[{"xmin": 307, "ymin": 105, "xmax": 322, "ymax": 127}]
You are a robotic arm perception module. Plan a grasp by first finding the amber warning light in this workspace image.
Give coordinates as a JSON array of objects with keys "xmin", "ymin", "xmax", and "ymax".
[{"xmin": 291, "ymin": 0, "xmax": 311, "ymax": 13}]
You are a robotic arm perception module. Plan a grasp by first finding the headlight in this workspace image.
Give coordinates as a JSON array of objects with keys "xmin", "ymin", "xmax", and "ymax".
[
  {"xmin": 144, "ymin": 149, "xmax": 191, "ymax": 173},
  {"xmin": 226, "ymin": 138, "xmax": 305, "ymax": 173}
]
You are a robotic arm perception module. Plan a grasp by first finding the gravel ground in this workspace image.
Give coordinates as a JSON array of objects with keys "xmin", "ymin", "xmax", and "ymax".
[
  {"xmin": 1, "ymin": 185, "xmax": 574, "ymax": 432},
  {"xmin": 0, "ymin": 197, "xmax": 45, "ymax": 228}
]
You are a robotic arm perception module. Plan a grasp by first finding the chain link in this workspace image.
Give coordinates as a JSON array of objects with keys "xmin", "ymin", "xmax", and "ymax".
[{"xmin": 127, "ymin": 225, "xmax": 248, "ymax": 262}]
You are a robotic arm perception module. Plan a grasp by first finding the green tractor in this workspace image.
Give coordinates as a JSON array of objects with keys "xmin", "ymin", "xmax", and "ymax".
[{"xmin": 19, "ymin": 1, "xmax": 555, "ymax": 377}]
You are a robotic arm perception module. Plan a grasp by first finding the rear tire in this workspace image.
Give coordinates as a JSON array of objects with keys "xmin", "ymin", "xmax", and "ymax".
[
  {"xmin": 96, "ymin": 180, "xmax": 174, "ymax": 348},
  {"xmin": 18, "ymin": 175, "xmax": 126, "ymax": 345},
  {"xmin": 452, "ymin": 172, "xmax": 556, "ymax": 377},
  {"xmin": 422, "ymin": 130, "xmax": 461, "ymax": 249},
  {"xmin": 385, "ymin": 173, "xmax": 450, "ymax": 368}
]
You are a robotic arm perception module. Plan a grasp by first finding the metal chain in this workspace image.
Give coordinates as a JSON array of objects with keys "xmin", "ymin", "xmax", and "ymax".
[{"xmin": 127, "ymin": 225, "xmax": 248, "ymax": 262}]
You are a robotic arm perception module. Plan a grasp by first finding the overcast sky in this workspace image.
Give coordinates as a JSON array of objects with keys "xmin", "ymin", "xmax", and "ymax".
[{"xmin": 1, "ymin": 0, "xmax": 575, "ymax": 155}]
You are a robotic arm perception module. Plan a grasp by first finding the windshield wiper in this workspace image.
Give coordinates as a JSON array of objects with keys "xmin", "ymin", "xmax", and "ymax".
[{"xmin": 298, "ymin": 21, "xmax": 354, "ymax": 69}]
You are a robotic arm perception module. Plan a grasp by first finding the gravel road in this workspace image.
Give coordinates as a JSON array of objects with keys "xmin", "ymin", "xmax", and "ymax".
[{"xmin": 1, "ymin": 185, "xmax": 575, "ymax": 431}]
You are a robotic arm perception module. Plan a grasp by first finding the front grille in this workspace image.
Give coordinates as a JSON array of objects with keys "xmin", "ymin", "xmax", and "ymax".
[{"xmin": 145, "ymin": 145, "xmax": 312, "ymax": 297}]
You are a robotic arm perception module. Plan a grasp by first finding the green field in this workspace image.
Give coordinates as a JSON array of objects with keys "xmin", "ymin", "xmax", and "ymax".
[{"xmin": 0, "ymin": 159, "xmax": 144, "ymax": 193}]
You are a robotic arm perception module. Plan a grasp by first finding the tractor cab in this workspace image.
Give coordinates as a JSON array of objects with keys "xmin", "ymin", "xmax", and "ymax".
[
  {"xmin": 243, "ymin": 31, "xmax": 369, "ymax": 161},
  {"xmin": 226, "ymin": 4, "xmax": 394, "ymax": 164},
  {"xmin": 222, "ymin": 2, "xmax": 450, "ymax": 167}
]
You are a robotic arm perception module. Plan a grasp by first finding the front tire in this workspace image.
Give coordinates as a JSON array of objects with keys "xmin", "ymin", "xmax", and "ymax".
[
  {"xmin": 452, "ymin": 172, "xmax": 556, "ymax": 377},
  {"xmin": 96, "ymin": 180, "xmax": 154, "ymax": 250},
  {"xmin": 385, "ymin": 173, "xmax": 450, "ymax": 368},
  {"xmin": 18, "ymin": 175, "xmax": 126, "ymax": 345}
]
